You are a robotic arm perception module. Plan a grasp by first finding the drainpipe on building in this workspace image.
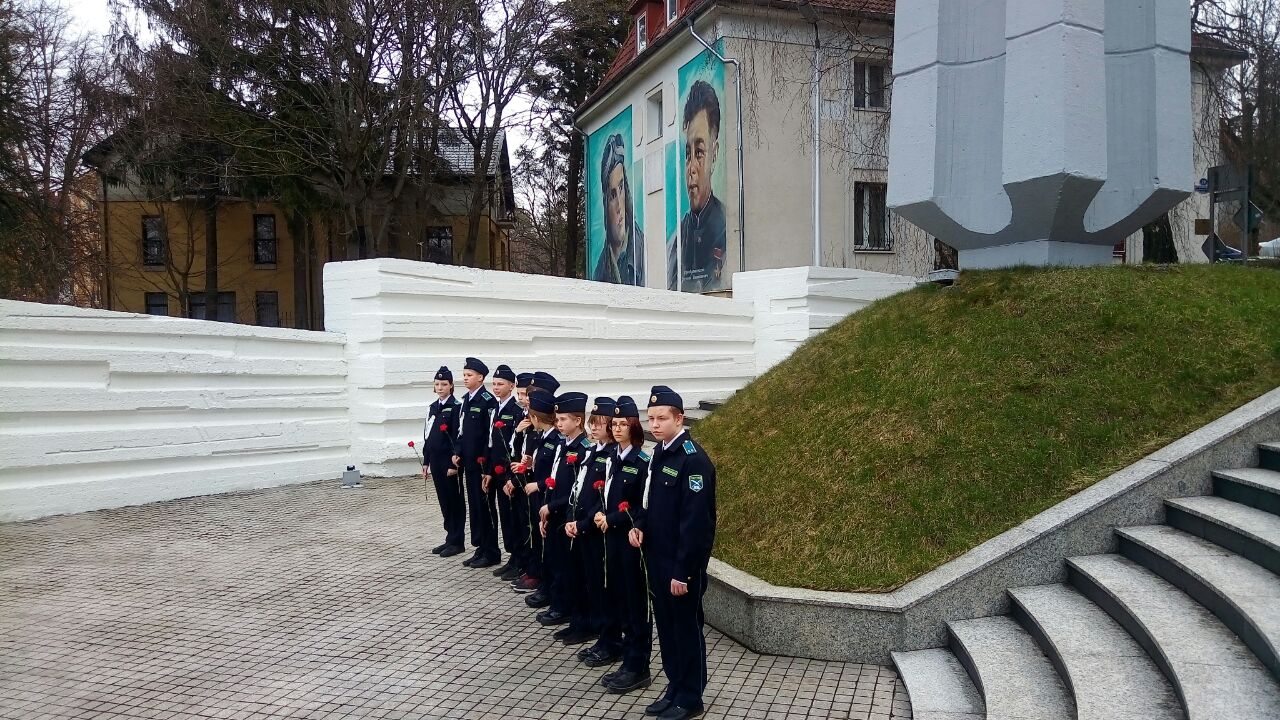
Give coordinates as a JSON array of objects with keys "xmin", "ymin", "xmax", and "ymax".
[
  {"xmin": 798, "ymin": 0, "xmax": 821, "ymax": 267},
  {"xmin": 686, "ymin": 19, "xmax": 746, "ymax": 274}
]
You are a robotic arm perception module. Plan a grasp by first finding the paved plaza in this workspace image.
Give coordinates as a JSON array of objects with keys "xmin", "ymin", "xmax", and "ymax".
[{"xmin": 0, "ymin": 477, "xmax": 910, "ymax": 720}]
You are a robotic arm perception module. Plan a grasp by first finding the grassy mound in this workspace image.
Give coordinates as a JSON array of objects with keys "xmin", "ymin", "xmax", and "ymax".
[{"xmin": 699, "ymin": 264, "xmax": 1280, "ymax": 592}]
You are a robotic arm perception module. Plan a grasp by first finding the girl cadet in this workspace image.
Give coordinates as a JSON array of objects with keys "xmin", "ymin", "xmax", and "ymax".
[
  {"xmin": 558, "ymin": 397, "xmax": 617, "ymax": 647},
  {"xmin": 534, "ymin": 391, "xmax": 591, "ymax": 628},
  {"xmin": 502, "ymin": 372, "xmax": 535, "ymax": 584},
  {"xmin": 517, "ymin": 380, "xmax": 561, "ymax": 603},
  {"xmin": 589, "ymin": 395, "xmax": 652, "ymax": 694},
  {"xmin": 422, "ymin": 366, "xmax": 464, "ymax": 557},
  {"xmin": 486, "ymin": 364, "xmax": 525, "ymax": 582}
]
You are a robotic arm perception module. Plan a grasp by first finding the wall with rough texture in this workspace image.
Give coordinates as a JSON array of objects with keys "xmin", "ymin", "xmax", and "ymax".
[
  {"xmin": 0, "ymin": 300, "xmax": 350, "ymax": 521},
  {"xmin": 323, "ymin": 259, "xmax": 759, "ymax": 477}
]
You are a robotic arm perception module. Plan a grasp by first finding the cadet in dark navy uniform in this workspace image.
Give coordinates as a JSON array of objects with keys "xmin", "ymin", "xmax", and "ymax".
[
  {"xmin": 423, "ymin": 366, "xmax": 464, "ymax": 557},
  {"xmin": 558, "ymin": 396, "xmax": 616, "ymax": 646},
  {"xmin": 487, "ymin": 364, "xmax": 526, "ymax": 581},
  {"xmin": 454, "ymin": 357, "xmax": 501, "ymax": 568},
  {"xmin": 518, "ymin": 380, "xmax": 561, "ymax": 602},
  {"xmin": 503, "ymin": 372, "xmax": 536, "ymax": 584},
  {"xmin": 536, "ymin": 391, "xmax": 591, "ymax": 627},
  {"xmin": 631, "ymin": 386, "xmax": 716, "ymax": 720},
  {"xmin": 590, "ymin": 395, "xmax": 653, "ymax": 692}
]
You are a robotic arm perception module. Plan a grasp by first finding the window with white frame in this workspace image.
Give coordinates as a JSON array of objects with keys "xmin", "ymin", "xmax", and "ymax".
[
  {"xmin": 647, "ymin": 88, "xmax": 664, "ymax": 140},
  {"xmin": 853, "ymin": 182, "xmax": 891, "ymax": 251},
  {"xmin": 637, "ymin": 15, "xmax": 648, "ymax": 51},
  {"xmin": 666, "ymin": 0, "xmax": 678, "ymax": 22},
  {"xmin": 853, "ymin": 61, "xmax": 887, "ymax": 109}
]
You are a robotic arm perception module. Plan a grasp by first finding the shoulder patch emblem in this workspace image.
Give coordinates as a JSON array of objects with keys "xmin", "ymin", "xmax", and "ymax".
[
  {"xmin": 638, "ymin": 451, "xmax": 651, "ymax": 462},
  {"xmin": 481, "ymin": 390, "xmax": 493, "ymax": 401},
  {"xmin": 683, "ymin": 439, "xmax": 696, "ymax": 455},
  {"xmin": 689, "ymin": 474, "xmax": 704, "ymax": 492},
  {"xmin": 580, "ymin": 437, "xmax": 591, "ymax": 448},
  {"xmin": 661, "ymin": 465, "xmax": 679, "ymax": 478}
]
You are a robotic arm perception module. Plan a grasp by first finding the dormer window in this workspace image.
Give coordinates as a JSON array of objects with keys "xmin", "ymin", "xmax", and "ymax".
[{"xmin": 637, "ymin": 14, "xmax": 648, "ymax": 51}]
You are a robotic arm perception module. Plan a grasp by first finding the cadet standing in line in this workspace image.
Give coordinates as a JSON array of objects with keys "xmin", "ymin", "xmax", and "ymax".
[
  {"xmin": 518, "ymin": 379, "xmax": 561, "ymax": 602},
  {"xmin": 454, "ymin": 357, "xmax": 501, "ymax": 569},
  {"xmin": 487, "ymin": 364, "xmax": 525, "ymax": 581},
  {"xmin": 503, "ymin": 372, "xmax": 535, "ymax": 584},
  {"xmin": 631, "ymin": 386, "xmax": 716, "ymax": 720},
  {"xmin": 536, "ymin": 391, "xmax": 591, "ymax": 627},
  {"xmin": 590, "ymin": 395, "xmax": 653, "ymax": 693},
  {"xmin": 422, "ymin": 366, "xmax": 465, "ymax": 557},
  {"xmin": 558, "ymin": 396, "xmax": 616, "ymax": 646}
]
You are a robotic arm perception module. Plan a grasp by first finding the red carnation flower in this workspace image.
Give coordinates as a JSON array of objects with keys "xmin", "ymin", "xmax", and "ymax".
[
  {"xmin": 593, "ymin": 480, "xmax": 605, "ymax": 491},
  {"xmin": 407, "ymin": 440, "xmax": 415, "ymax": 448},
  {"xmin": 566, "ymin": 452, "xmax": 579, "ymax": 464},
  {"xmin": 439, "ymin": 423, "xmax": 448, "ymax": 431},
  {"xmin": 618, "ymin": 501, "xmax": 630, "ymax": 513},
  {"xmin": 514, "ymin": 463, "xmax": 528, "ymax": 473},
  {"xmin": 494, "ymin": 465, "xmax": 506, "ymax": 475},
  {"xmin": 545, "ymin": 478, "xmax": 556, "ymax": 490},
  {"xmin": 477, "ymin": 456, "xmax": 487, "ymax": 465},
  {"xmin": 494, "ymin": 420, "xmax": 505, "ymax": 429}
]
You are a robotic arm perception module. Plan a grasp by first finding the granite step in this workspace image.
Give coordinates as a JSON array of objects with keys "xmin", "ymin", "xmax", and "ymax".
[
  {"xmin": 948, "ymin": 615, "xmax": 1075, "ymax": 720},
  {"xmin": 698, "ymin": 398, "xmax": 725, "ymax": 412},
  {"xmin": 891, "ymin": 648, "xmax": 985, "ymax": 720},
  {"xmin": 1213, "ymin": 467, "xmax": 1280, "ymax": 516},
  {"xmin": 1009, "ymin": 583, "xmax": 1183, "ymax": 720},
  {"xmin": 1259, "ymin": 441, "xmax": 1280, "ymax": 472},
  {"xmin": 1118, "ymin": 524, "xmax": 1280, "ymax": 678},
  {"xmin": 1068, "ymin": 553, "xmax": 1280, "ymax": 720},
  {"xmin": 1165, "ymin": 495, "xmax": 1280, "ymax": 575}
]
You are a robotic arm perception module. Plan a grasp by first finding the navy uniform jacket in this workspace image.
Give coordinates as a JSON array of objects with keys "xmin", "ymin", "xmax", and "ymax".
[
  {"xmin": 456, "ymin": 387, "xmax": 498, "ymax": 461},
  {"xmin": 572, "ymin": 442, "xmax": 616, "ymax": 532},
  {"xmin": 544, "ymin": 434, "xmax": 592, "ymax": 520},
  {"xmin": 489, "ymin": 398, "xmax": 526, "ymax": 464},
  {"xmin": 422, "ymin": 396, "xmax": 460, "ymax": 461},
  {"xmin": 599, "ymin": 445, "xmax": 650, "ymax": 531},
  {"xmin": 636, "ymin": 431, "xmax": 716, "ymax": 583}
]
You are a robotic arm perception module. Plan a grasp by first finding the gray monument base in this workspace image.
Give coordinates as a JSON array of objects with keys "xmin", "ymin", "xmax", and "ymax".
[{"xmin": 960, "ymin": 240, "xmax": 1115, "ymax": 270}]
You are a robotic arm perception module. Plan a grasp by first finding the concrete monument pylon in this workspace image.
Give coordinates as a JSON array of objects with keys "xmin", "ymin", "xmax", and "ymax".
[{"xmin": 887, "ymin": 0, "xmax": 1193, "ymax": 269}]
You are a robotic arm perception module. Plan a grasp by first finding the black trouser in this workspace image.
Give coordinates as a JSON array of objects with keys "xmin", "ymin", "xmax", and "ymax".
[
  {"xmin": 508, "ymin": 477, "xmax": 530, "ymax": 571},
  {"xmin": 463, "ymin": 457, "xmax": 499, "ymax": 560},
  {"xmin": 496, "ymin": 475, "xmax": 519, "ymax": 559},
  {"xmin": 573, "ymin": 528, "xmax": 607, "ymax": 634},
  {"xmin": 600, "ymin": 532, "xmax": 651, "ymax": 672},
  {"xmin": 427, "ymin": 452, "xmax": 465, "ymax": 548},
  {"xmin": 545, "ymin": 513, "xmax": 570, "ymax": 613},
  {"xmin": 649, "ymin": 557, "xmax": 708, "ymax": 709},
  {"xmin": 522, "ymin": 485, "xmax": 544, "ymax": 579}
]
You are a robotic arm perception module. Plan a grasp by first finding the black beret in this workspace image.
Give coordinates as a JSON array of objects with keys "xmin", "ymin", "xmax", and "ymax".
[
  {"xmin": 528, "ymin": 391, "xmax": 556, "ymax": 414},
  {"xmin": 433, "ymin": 366, "xmax": 453, "ymax": 382},
  {"xmin": 530, "ymin": 371, "xmax": 560, "ymax": 395},
  {"xmin": 647, "ymin": 385, "xmax": 683, "ymax": 412},
  {"xmin": 463, "ymin": 357, "xmax": 488, "ymax": 376},
  {"xmin": 614, "ymin": 395, "xmax": 639, "ymax": 418},
  {"xmin": 553, "ymin": 391, "xmax": 588, "ymax": 414},
  {"xmin": 493, "ymin": 364, "xmax": 516, "ymax": 383},
  {"xmin": 516, "ymin": 372, "xmax": 534, "ymax": 388},
  {"xmin": 591, "ymin": 397, "xmax": 616, "ymax": 418}
]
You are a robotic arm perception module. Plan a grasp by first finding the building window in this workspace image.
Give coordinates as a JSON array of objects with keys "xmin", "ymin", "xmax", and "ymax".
[
  {"xmin": 188, "ymin": 291, "xmax": 237, "ymax": 322},
  {"xmin": 144, "ymin": 292, "xmax": 168, "ymax": 316},
  {"xmin": 854, "ymin": 182, "xmax": 891, "ymax": 251},
  {"xmin": 253, "ymin": 214, "xmax": 277, "ymax": 265},
  {"xmin": 421, "ymin": 226, "xmax": 453, "ymax": 264},
  {"xmin": 853, "ymin": 62, "xmax": 887, "ymax": 109},
  {"xmin": 141, "ymin": 216, "xmax": 165, "ymax": 266},
  {"xmin": 637, "ymin": 15, "xmax": 648, "ymax": 51},
  {"xmin": 255, "ymin": 291, "xmax": 280, "ymax": 327},
  {"xmin": 647, "ymin": 88, "xmax": 664, "ymax": 140},
  {"xmin": 666, "ymin": 0, "xmax": 678, "ymax": 22}
]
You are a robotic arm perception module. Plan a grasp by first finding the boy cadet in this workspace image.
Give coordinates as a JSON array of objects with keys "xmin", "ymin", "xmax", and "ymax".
[
  {"xmin": 502, "ymin": 372, "xmax": 535, "ymax": 582},
  {"xmin": 631, "ymin": 386, "xmax": 716, "ymax": 720},
  {"xmin": 487, "ymin": 364, "xmax": 526, "ymax": 581},
  {"xmin": 453, "ymin": 357, "xmax": 500, "ymax": 569},
  {"xmin": 519, "ymin": 380, "xmax": 561, "ymax": 603},
  {"xmin": 423, "ymin": 366, "xmax": 464, "ymax": 557},
  {"xmin": 536, "ymin": 390, "xmax": 591, "ymax": 627}
]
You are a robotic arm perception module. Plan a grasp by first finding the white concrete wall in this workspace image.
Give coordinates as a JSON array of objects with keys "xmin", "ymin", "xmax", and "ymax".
[
  {"xmin": 323, "ymin": 259, "xmax": 757, "ymax": 477},
  {"xmin": 734, "ymin": 267, "xmax": 922, "ymax": 374},
  {"xmin": 0, "ymin": 300, "xmax": 350, "ymax": 521}
]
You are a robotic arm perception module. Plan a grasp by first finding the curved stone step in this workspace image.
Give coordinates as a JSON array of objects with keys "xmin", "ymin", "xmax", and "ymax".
[
  {"xmin": 1165, "ymin": 496, "xmax": 1280, "ymax": 575},
  {"xmin": 1068, "ymin": 553, "xmax": 1280, "ymax": 720},
  {"xmin": 948, "ymin": 615, "xmax": 1075, "ymax": 720},
  {"xmin": 891, "ymin": 648, "xmax": 985, "ymax": 720},
  {"xmin": 1213, "ymin": 467, "xmax": 1280, "ymax": 516},
  {"xmin": 1118, "ymin": 524, "xmax": 1280, "ymax": 678},
  {"xmin": 1009, "ymin": 583, "xmax": 1184, "ymax": 720}
]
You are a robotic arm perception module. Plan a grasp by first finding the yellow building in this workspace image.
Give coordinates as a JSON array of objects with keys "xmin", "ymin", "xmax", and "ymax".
[{"xmin": 84, "ymin": 132, "xmax": 515, "ymax": 329}]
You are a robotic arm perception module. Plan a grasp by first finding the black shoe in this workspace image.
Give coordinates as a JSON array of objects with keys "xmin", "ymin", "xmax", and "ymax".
[
  {"xmin": 599, "ymin": 668, "xmax": 623, "ymax": 687},
  {"xmin": 552, "ymin": 626, "xmax": 576, "ymax": 640},
  {"xmin": 471, "ymin": 555, "xmax": 499, "ymax": 569},
  {"xmin": 499, "ymin": 566, "xmax": 521, "ymax": 582},
  {"xmin": 577, "ymin": 643, "xmax": 603, "ymax": 662},
  {"xmin": 492, "ymin": 560, "xmax": 515, "ymax": 577},
  {"xmin": 657, "ymin": 705, "xmax": 703, "ymax": 720},
  {"xmin": 536, "ymin": 610, "xmax": 569, "ymax": 626},
  {"xmin": 583, "ymin": 649, "xmax": 620, "ymax": 667},
  {"xmin": 438, "ymin": 544, "xmax": 464, "ymax": 558},
  {"xmin": 461, "ymin": 553, "xmax": 479, "ymax": 567},
  {"xmin": 524, "ymin": 590, "xmax": 549, "ymax": 608},
  {"xmin": 645, "ymin": 697, "xmax": 673, "ymax": 716},
  {"xmin": 431, "ymin": 543, "xmax": 448, "ymax": 555},
  {"xmin": 604, "ymin": 670, "xmax": 652, "ymax": 693},
  {"xmin": 559, "ymin": 629, "xmax": 597, "ymax": 646}
]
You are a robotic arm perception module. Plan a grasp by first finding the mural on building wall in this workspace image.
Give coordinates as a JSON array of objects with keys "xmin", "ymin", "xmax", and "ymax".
[
  {"xmin": 677, "ymin": 41, "xmax": 728, "ymax": 292},
  {"xmin": 586, "ymin": 107, "xmax": 645, "ymax": 286},
  {"xmin": 665, "ymin": 140, "xmax": 679, "ymax": 291}
]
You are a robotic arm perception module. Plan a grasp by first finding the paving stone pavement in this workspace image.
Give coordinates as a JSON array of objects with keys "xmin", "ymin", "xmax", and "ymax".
[{"xmin": 0, "ymin": 477, "xmax": 911, "ymax": 720}]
